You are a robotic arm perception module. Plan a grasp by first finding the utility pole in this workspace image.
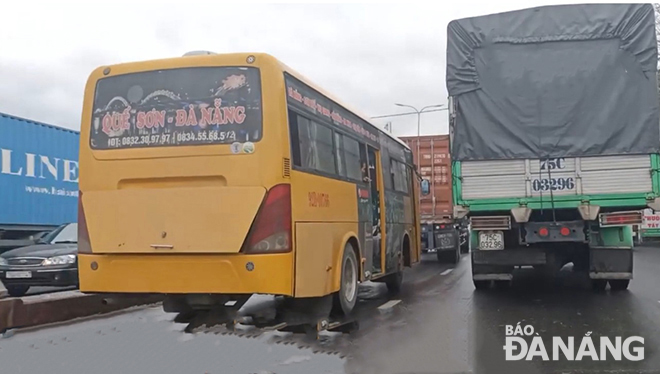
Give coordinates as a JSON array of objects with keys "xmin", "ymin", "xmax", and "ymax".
[{"xmin": 394, "ymin": 103, "xmax": 445, "ymax": 166}]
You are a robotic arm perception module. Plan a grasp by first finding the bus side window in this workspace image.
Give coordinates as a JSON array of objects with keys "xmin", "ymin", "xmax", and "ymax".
[
  {"xmin": 297, "ymin": 116, "xmax": 336, "ymax": 174},
  {"xmin": 390, "ymin": 159, "xmax": 398, "ymax": 190},
  {"xmin": 288, "ymin": 110, "xmax": 336, "ymax": 175},
  {"xmin": 359, "ymin": 144, "xmax": 369, "ymax": 183},
  {"xmin": 381, "ymin": 155, "xmax": 393, "ymax": 191},
  {"xmin": 390, "ymin": 159, "xmax": 409, "ymax": 194},
  {"xmin": 288, "ymin": 109, "xmax": 301, "ymax": 167},
  {"xmin": 334, "ymin": 132, "xmax": 347, "ymax": 177},
  {"xmin": 405, "ymin": 165, "xmax": 413, "ymax": 195},
  {"xmin": 342, "ymin": 135, "xmax": 363, "ymax": 182}
]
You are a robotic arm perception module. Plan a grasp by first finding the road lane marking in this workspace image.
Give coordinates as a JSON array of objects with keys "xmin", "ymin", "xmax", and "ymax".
[
  {"xmin": 377, "ymin": 299, "xmax": 401, "ymax": 312},
  {"xmin": 441, "ymin": 269, "xmax": 453, "ymax": 276}
]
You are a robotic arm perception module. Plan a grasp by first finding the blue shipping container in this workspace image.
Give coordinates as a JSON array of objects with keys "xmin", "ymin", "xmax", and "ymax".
[{"xmin": 0, "ymin": 112, "xmax": 79, "ymax": 227}]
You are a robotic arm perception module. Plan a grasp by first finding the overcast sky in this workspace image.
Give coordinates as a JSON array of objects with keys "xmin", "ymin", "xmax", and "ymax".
[{"xmin": 0, "ymin": 0, "xmax": 629, "ymax": 137}]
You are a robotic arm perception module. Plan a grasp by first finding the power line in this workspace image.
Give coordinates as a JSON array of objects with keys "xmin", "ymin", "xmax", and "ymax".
[{"xmin": 371, "ymin": 107, "xmax": 448, "ymax": 119}]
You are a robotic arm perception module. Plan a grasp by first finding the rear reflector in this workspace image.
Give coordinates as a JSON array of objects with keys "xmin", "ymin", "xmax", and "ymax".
[
  {"xmin": 560, "ymin": 227, "xmax": 571, "ymax": 236},
  {"xmin": 538, "ymin": 227, "xmax": 549, "ymax": 237},
  {"xmin": 599, "ymin": 211, "xmax": 643, "ymax": 227},
  {"xmin": 470, "ymin": 216, "xmax": 511, "ymax": 231}
]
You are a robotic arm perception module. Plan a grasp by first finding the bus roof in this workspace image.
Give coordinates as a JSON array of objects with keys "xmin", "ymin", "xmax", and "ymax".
[{"xmin": 93, "ymin": 52, "xmax": 411, "ymax": 151}]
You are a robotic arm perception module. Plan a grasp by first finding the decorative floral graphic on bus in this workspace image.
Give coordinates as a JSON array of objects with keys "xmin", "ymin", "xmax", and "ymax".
[
  {"xmin": 90, "ymin": 67, "xmax": 262, "ymax": 150},
  {"xmin": 215, "ymin": 74, "xmax": 247, "ymax": 96}
]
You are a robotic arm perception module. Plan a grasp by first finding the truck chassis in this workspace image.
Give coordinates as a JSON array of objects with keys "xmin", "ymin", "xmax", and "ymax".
[
  {"xmin": 468, "ymin": 210, "xmax": 639, "ymax": 291},
  {"xmin": 421, "ymin": 222, "xmax": 469, "ymax": 264}
]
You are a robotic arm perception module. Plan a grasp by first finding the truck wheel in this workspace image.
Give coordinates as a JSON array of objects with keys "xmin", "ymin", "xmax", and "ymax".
[
  {"xmin": 460, "ymin": 240, "xmax": 469, "ymax": 254},
  {"xmin": 609, "ymin": 280, "xmax": 630, "ymax": 291},
  {"xmin": 6, "ymin": 285, "xmax": 29, "ymax": 297},
  {"xmin": 473, "ymin": 279, "xmax": 490, "ymax": 290},
  {"xmin": 450, "ymin": 245, "xmax": 460, "ymax": 264},
  {"xmin": 332, "ymin": 244, "xmax": 359, "ymax": 317},
  {"xmin": 494, "ymin": 280, "xmax": 511, "ymax": 289},
  {"xmin": 591, "ymin": 279, "xmax": 607, "ymax": 291}
]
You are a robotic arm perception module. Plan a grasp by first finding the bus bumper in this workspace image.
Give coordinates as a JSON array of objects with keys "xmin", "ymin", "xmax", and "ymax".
[{"xmin": 77, "ymin": 253, "xmax": 294, "ymax": 296}]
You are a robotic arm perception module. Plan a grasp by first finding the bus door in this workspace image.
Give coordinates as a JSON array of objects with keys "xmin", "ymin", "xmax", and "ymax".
[{"xmin": 367, "ymin": 146, "xmax": 383, "ymax": 275}]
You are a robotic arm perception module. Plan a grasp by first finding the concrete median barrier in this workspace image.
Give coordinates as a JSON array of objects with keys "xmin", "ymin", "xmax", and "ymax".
[
  {"xmin": 0, "ymin": 297, "xmax": 22, "ymax": 332},
  {"xmin": 0, "ymin": 291, "xmax": 164, "ymax": 332}
]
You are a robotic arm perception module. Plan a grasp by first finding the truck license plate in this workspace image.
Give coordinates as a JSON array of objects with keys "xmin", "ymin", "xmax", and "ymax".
[
  {"xmin": 479, "ymin": 231, "xmax": 504, "ymax": 250},
  {"xmin": 6, "ymin": 271, "xmax": 32, "ymax": 279}
]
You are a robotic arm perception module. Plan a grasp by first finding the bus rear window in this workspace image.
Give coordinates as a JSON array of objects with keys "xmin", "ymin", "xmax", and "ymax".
[{"xmin": 90, "ymin": 66, "xmax": 262, "ymax": 150}]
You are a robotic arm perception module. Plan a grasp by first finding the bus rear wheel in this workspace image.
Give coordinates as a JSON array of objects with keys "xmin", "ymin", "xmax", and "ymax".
[
  {"xmin": 332, "ymin": 244, "xmax": 359, "ymax": 317},
  {"xmin": 385, "ymin": 252, "xmax": 404, "ymax": 295}
]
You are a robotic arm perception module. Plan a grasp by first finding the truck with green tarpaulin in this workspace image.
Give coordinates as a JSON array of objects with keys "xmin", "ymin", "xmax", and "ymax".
[{"xmin": 445, "ymin": 3, "xmax": 659, "ymax": 291}]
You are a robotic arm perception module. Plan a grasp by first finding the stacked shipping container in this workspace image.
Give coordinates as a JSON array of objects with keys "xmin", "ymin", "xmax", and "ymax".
[
  {"xmin": 399, "ymin": 134, "xmax": 466, "ymax": 260},
  {"xmin": 398, "ymin": 135, "xmax": 453, "ymax": 224}
]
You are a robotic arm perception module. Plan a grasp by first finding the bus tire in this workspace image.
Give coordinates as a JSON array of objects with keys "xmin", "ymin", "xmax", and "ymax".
[
  {"xmin": 385, "ymin": 252, "xmax": 404, "ymax": 295},
  {"xmin": 332, "ymin": 244, "xmax": 359, "ymax": 317}
]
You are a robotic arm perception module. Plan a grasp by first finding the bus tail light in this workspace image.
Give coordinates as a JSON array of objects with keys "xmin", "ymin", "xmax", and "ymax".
[
  {"xmin": 78, "ymin": 191, "xmax": 92, "ymax": 254},
  {"xmin": 242, "ymin": 184, "xmax": 292, "ymax": 254}
]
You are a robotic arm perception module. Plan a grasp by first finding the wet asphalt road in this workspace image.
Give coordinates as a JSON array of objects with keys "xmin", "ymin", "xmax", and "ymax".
[{"xmin": 1, "ymin": 247, "xmax": 660, "ymax": 374}]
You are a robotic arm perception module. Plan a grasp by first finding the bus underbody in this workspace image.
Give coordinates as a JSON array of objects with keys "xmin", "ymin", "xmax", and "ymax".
[
  {"xmin": 160, "ymin": 292, "xmax": 360, "ymax": 335},
  {"xmin": 468, "ymin": 207, "xmax": 641, "ymax": 291}
]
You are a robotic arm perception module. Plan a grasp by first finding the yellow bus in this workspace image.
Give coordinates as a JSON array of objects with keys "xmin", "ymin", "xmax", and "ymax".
[{"xmin": 77, "ymin": 52, "xmax": 421, "ymax": 322}]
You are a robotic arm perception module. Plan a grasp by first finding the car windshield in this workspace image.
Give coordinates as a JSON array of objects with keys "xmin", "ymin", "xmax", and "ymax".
[{"xmin": 41, "ymin": 223, "xmax": 78, "ymax": 244}]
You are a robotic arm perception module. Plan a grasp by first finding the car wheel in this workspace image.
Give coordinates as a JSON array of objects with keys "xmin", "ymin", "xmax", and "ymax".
[
  {"xmin": 7, "ymin": 285, "xmax": 29, "ymax": 297},
  {"xmin": 332, "ymin": 244, "xmax": 359, "ymax": 317}
]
